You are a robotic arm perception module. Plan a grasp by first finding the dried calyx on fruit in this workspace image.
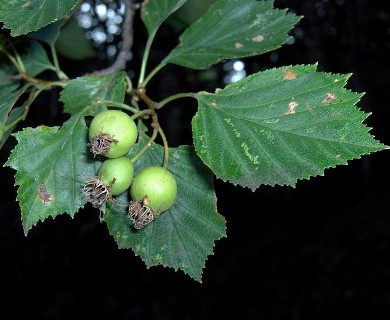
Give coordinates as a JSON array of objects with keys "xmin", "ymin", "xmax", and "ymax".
[
  {"xmin": 129, "ymin": 166, "xmax": 177, "ymax": 229},
  {"xmin": 128, "ymin": 198, "xmax": 154, "ymax": 229},
  {"xmin": 83, "ymin": 176, "xmax": 112, "ymax": 208},
  {"xmin": 88, "ymin": 131, "xmax": 117, "ymax": 157},
  {"xmin": 83, "ymin": 156, "xmax": 135, "ymax": 207}
]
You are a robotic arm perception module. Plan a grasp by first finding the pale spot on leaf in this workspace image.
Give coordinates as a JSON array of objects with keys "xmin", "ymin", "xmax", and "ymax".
[
  {"xmin": 283, "ymin": 69, "xmax": 297, "ymax": 80},
  {"xmin": 285, "ymin": 101, "xmax": 299, "ymax": 115},
  {"xmin": 252, "ymin": 35, "xmax": 264, "ymax": 42},
  {"xmin": 153, "ymin": 254, "xmax": 163, "ymax": 263},
  {"xmin": 22, "ymin": 2, "xmax": 32, "ymax": 8},
  {"xmin": 241, "ymin": 143, "xmax": 260, "ymax": 164},
  {"xmin": 38, "ymin": 184, "xmax": 55, "ymax": 205},
  {"xmin": 322, "ymin": 93, "xmax": 336, "ymax": 104},
  {"xmin": 235, "ymin": 42, "xmax": 244, "ymax": 49},
  {"xmin": 224, "ymin": 118, "xmax": 241, "ymax": 138}
]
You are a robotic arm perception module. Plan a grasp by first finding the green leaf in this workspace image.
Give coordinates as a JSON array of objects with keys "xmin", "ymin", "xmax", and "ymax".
[
  {"xmin": 28, "ymin": 19, "xmax": 65, "ymax": 46},
  {"xmin": 59, "ymin": 72, "xmax": 127, "ymax": 116},
  {"xmin": 0, "ymin": 0, "xmax": 80, "ymax": 36},
  {"xmin": 141, "ymin": 0, "xmax": 188, "ymax": 36},
  {"xmin": 20, "ymin": 41, "xmax": 56, "ymax": 76},
  {"xmin": 0, "ymin": 34, "xmax": 10, "ymax": 52},
  {"xmin": 0, "ymin": 40, "xmax": 53, "ymax": 147},
  {"xmin": 162, "ymin": 0, "xmax": 301, "ymax": 69},
  {"xmin": 0, "ymin": 85, "xmax": 29, "ymax": 148},
  {"xmin": 192, "ymin": 64, "xmax": 388, "ymax": 189},
  {"xmin": 0, "ymin": 61, "xmax": 19, "ymax": 91},
  {"xmin": 5, "ymin": 113, "xmax": 100, "ymax": 234},
  {"xmin": 0, "ymin": 59, "xmax": 30, "ymax": 148},
  {"xmin": 0, "ymin": 104, "xmax": 26, "ymax": 149},
  {"xmin": 1, "ymin": 39, "xmax": 55, "ymax": 77},
  {"xmin": 167, "ymin": 0, "xmax": 217, "ymax": 30},
  {"xmin": 0, "ymin": 86, "xmax": 26, "ymax": 126},
  {"xmin": 104, "ymin": 132, "xmax": 226, "ymax": 282}
]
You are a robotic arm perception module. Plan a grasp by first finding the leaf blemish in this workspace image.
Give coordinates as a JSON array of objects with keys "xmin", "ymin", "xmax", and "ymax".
[
  {"xmin": 285, "ymin": 101, "xmax": 299, "ymax": 115},
  {"xmin": 252, "ymin": 35, "xmax": 264, "ymax": 42},
  {"xmin": 241, "ymin": 143, "xmax": 260, "ymax": 164},
  {"xmin": 153, "ymin": 254, "xmax": 163, "ymax": 264},
  {"xmin": 322, "ymin": 93, "xmax": 336, "ymax": 104},
  {"xmin": 235, "ymin": 42, "xmax": 244, "ymax": 49},
  {"xmin": 199, "ymin": 135, "xmax": 207, "ymax": 154},
  {"xmin": 283, "ymin": 69, "xmax": 297, "ymax": 80},
  {"xmin": 249, "ymin": 14, "xmax": 263, "ymax": 28},
  {"xmin": 224, "ymin": 118, "xmax": 241, "ymax": 138},
  {"xmin": 22, "ymin": 2, "xmax": 32, "ymax": 8},
  {"xmin": 38, "ymin": 184, "xmax": 55, "ymax": 205}
]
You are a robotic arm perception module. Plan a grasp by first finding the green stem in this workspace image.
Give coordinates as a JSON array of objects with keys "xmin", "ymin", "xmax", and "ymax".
[
  {"xmin": 130, "ymin": 128, "xmax": 158, "ymax": 164},
  {"xmin": 2, "ymin": 51, "xmax": 21, "ymax": 72},
  {"xmin": 15, "ymin": 54, "xmax": 26, "ymax": 73},
  {"xmin": 125, "ymin": 74, "xmax": 133, "ymax": 93},
  {"xmin": 50, "ymin": 44, "xmax": 68, "ymax": 80},
  {"xmin": 138, "ymin": 31, "xmax": 157, "ymax": 87},
  {"xmin": 156, "ymin": 92, "xmax": 197, "ymax": 110},
  {"xmin": 102, "ymin": 100, "xmax": 139, "ymax": 114},
  {"xmin": 141, "ymin": 62, "xmax": 166, "ymax": 88},
  {"xmin": 130, "ymin": 109, "xmax": 152, "ymax": 120},
  {"xmin": 158, "ymin": 126, "xmax": 169, "ymax": 169},
  {"xmin": 1, "ymin": 39, "xmax": 25, "ymax": 73},
  {"xmin": 10, "ymin": 41, "xmax": 26, "ymax": 73},
  {"xmin": 38, "ymin": 80, "xmax": 68, "ymax": 90},
  {"xmin": 18, "ymin": 74, "xmax": 67, "ymax": 89}
]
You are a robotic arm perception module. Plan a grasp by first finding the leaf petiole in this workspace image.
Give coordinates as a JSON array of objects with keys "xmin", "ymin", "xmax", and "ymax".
[
  {"xmin": 1, "ymin": 46, "xmax": 24, "ymax": 74},
  {"xmin": 138, "ymin": 32, "xmax": 156, "ymax": 87},
  {"xmin": 130, "ymin": 109, "xmax": 152, "ymax": 120},
  {"xmin": 130, "ymin": 127, "xmax": 158, "ymax": 164},
  {"xmin": 125, "ymin": 74, "xmax": 133, "ymax": 93},
  {"xmin": 140, "ymin": 62, "xmax": 166, "ymax": 88},
  {"xmin": 102, "ymin": 100, "xmax": 139, "ymax": 114},
  {"xmin": 156, "ymin": 92, "xmax": 197, "ymax": 109},
  {"xmin": 50, "ymin": 44, "xmax": 68, "ymax": 80},
  {"xmin": 158, "ymin": 126, "xmax": 169, "ymax": 169}
]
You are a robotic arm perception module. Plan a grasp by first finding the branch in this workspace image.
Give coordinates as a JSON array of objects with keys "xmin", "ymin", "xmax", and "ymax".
[{"xmin": 88, "ymin": 0, "xmax": 137, "ymax": 77}]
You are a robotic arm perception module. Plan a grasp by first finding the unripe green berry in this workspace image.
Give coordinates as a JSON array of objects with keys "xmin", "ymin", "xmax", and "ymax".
[
  {"xmin": 98, "ymin": 157, "xmax": 134, "ymax": 195},
  {"xmin": 89, "ymin": 110, "xmax": 137, "ymax": 158},
  {"xmin": 130, "ymin": 166, "xmax": 177, "ymax": 214}
]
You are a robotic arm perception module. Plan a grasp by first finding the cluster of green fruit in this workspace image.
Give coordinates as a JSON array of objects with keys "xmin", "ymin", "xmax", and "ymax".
[{"xmin": 83, "ymin": 110, "xmax": 177, "ymax": 229}]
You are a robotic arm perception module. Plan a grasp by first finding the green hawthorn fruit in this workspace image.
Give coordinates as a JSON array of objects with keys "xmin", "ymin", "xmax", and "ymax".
[
  {"xmin": 98, "ymin": 157, "xmax": 134, "ymax": 195},
  {"xmin": 88, "ymin": 110, "xmax": 137, "ymax": 158},
  {"xmin": 130, "ymin": 166, "xmax": 177, "ymax": 214}
]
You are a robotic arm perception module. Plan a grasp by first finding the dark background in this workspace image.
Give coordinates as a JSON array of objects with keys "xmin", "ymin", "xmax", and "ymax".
[{"xmin": 1, "ymin": 0, "xmax": 390, "ymax": 319}]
